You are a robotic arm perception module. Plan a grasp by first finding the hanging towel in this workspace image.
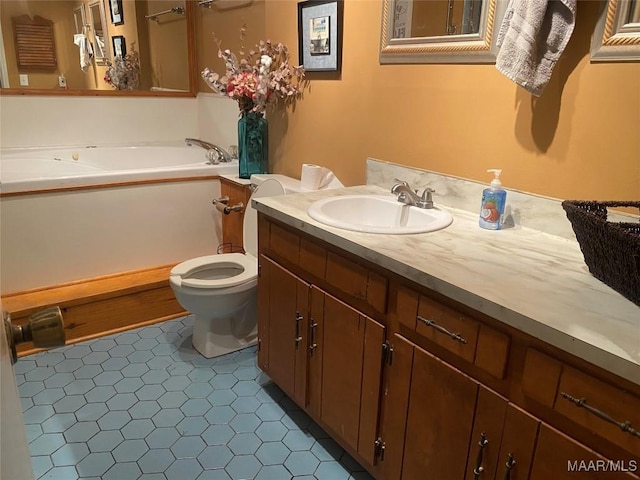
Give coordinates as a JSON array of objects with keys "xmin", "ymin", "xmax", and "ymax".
[
  {"xmin": 495, "ymin": 0, "xmax": 577, "ymax": 97},
  {"xmin": 73, "ymin": 33, "xmax": 94, "ymax": 71}
]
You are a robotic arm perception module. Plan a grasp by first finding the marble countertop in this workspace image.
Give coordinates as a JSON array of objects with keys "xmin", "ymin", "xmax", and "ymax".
[{"xmin": 254, "ymin": 185, "xmax": 640, "ymax": 386}]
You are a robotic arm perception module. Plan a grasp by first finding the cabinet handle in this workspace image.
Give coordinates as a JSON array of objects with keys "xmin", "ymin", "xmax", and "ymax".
[
  {"xmin": 382, "ymin": 340, "xmax": 394, "ymax": 365},
  {"xmin": 374, "ymin": 438, "xmax": 386, "ymax": 461},
  {"xmin": 294, "ymin": 312, "xmax": 303, "ymax": 347},
  {"xmin": 560, "ymin": 392, "xmax": 640, "ymax": 438},
  {"xmin": 473, "ymin": 432, "xmax": 488, "ymax": 479},
  {"xmin": 417, "ymin": 315, "xmax": 468, "ymax": 345},
  {"xmin": 502, "ymin": 453, "xmax": 515, "ymax": 480},
  {"xmin": 309, "ymin": 319, "xmax": 318, "ymax": 354}
]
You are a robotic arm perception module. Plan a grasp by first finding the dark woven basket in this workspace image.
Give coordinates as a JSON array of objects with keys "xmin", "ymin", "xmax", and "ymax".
[{"xmin": 561, "ymin": 200, "xmax": 640, "ymax": 306}]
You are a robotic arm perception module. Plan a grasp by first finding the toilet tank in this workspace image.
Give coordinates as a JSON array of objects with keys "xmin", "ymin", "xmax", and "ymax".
[{"xmin": 250, "ymin": 174, "xmax": 303, "ymax": 194}]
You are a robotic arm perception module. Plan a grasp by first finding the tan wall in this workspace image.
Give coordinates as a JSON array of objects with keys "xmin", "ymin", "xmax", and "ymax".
[{"xmin": 247, "ymin": 0, "xmax": 638, "ymax": 202}]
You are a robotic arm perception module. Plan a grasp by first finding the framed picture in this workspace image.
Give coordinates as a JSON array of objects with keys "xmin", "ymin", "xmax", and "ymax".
[
  {"xmin": 112, "ymin": 35, "xmax": 126, "ymax": 57},
  {"xmin": 109, "ymin": 0, "xmax": 124, "ymax": 25},
  {"xmin": 298, "ymin": 0, "xmax": 343, "ymax": 72}
]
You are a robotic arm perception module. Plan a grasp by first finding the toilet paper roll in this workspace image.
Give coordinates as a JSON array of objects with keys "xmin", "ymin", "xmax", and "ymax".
[{"xmin": 301, "ymin": 164, "xmax": 324, "ymax": 190}]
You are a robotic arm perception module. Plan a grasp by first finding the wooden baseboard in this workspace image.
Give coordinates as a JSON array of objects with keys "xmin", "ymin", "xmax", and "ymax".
[{"xmin": 1, "ymin": 265, "xmax": 187, "ymax": 357}]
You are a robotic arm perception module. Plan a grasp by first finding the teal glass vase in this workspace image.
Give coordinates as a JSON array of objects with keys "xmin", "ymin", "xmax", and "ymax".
[{"xmin": 238, "ymin": 111, "xmax": 268, "ymax": 179}]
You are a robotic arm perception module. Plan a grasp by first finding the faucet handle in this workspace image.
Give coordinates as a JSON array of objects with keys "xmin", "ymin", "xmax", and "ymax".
[{"xmin": 419, "ymin": 188, "xmax": 435, "ymax": 209}]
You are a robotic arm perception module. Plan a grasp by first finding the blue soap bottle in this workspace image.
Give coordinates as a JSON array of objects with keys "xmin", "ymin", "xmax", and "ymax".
[{"xmin": 479, "ymin": 169, "xmax": 506, "ymax": 230}]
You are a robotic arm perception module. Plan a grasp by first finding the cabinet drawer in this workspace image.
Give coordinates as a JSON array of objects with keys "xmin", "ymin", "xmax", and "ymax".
[
  {"xmin": 416, "ymin": 295, "xmax": 478, "ymax": 363},
  {"xmin": 522, "ymin": 348, "xmax": 562, "ymax": 408},
  {"xmin": 555, "ymin": 366, "xmax": 640, "ymax": 457},
  {"xmin": 269, "ymin": 223, "xmax": 301, "ymax": 266},
  {"xmin": 397, "ymin": 286, "xmax": 509, "ymax": 378},
  {"xmin": 325, "ymin": 252, "xmax": 387, "ymax": 313}
]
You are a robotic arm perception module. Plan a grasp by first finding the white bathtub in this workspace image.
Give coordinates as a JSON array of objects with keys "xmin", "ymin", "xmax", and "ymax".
[
  {"xmin": 0, "ymin": 145, "xmax": 237, "ymax": 194},
  {"xmin": 0, "ymin": 145, "xmax": 239, "ymax": 292}
]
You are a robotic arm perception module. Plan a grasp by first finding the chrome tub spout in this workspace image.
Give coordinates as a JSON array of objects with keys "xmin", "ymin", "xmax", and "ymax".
[{"xmin": 184, "ymin": 138, "xmax": 233, "ymax": 163}]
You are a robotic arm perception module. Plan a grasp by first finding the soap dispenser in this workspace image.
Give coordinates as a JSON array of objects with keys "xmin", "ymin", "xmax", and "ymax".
[{"xmin": 479, "ymin": 169, "xmax": 506, "ymax": 230}]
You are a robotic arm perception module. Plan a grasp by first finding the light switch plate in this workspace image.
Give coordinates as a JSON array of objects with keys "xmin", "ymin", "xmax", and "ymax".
[{"xmin": 19, "ymin": 74, "xmax": 29, "ymax": 86}]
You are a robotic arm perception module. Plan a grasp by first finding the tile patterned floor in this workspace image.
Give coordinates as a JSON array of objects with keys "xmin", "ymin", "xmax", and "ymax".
[{"xmin": 16, "ymin": 315, "xmax": 374, "ymax": 480}]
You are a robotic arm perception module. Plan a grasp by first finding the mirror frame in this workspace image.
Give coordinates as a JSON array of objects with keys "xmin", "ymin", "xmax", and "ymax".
[
  {"xmin": 73, "ymin": 4, "xmax": 86, "ymax": 35},
  {"xmin": 591, "ymin": 0, "xmax": 640, "ymax": 61},
  {"xmin": 379, "ymin": 0, "xmax": 507, "ymax": 64},
  {"xmin": 0, "ymin": 0, "xmax": 197, "ymax": 97},
  {"xmin": 89, "ymin": 1, "xmax": 109, "ymax": 66}
]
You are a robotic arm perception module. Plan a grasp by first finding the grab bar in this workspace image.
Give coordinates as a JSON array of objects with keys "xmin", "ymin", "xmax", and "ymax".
[{"xmin": 145, "ymin": 6, "xmax": 185, "ymax": 22}]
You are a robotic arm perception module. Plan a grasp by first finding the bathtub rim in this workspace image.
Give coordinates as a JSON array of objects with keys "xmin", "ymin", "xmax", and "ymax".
[{"xmin": 0, "ymin": 142, "xmax": 239, "ymax": 196}]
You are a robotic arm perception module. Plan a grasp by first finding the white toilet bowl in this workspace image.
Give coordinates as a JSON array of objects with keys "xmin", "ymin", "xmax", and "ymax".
[{"xmin": 169, "ymin": 177, "xmax": 292, "ymax": 358}]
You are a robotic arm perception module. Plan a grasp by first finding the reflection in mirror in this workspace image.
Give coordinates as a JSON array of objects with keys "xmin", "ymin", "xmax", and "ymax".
[
  {"xmin": 393, "ymin": 0, "xmax": 483, "ymax": 37},
  {"xmin": 380, "ymin": 0, "xmax": 506, "ymax": 64},
  {"xmin": 0, "ymin": 0, "xmax": 196, "ymax": 95},
  {"xmin": 73, "ymin": 5, "xmax": 86, "ymax": 35},
  {"xmin": 591, "ymin": 0, "xmax": 640, "ymax": 61},
  {"xmin": 89, "ymin": 2, "xmax": 109, "ymax": 65}
]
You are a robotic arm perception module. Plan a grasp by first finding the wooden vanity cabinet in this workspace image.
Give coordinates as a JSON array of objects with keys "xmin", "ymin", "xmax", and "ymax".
[
  {"xmin": 257, "ymin": 214, "xmax": 640, "ymax": 480},
  {"xmin": 257, "ymin": 217, "xmax": 387, "ymax": 466}
]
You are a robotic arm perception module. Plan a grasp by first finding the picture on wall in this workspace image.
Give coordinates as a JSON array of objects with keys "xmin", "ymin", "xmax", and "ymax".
[
  {"xmin": 109, "ymin": 0, "xmax": 124, "ymax": 25},
  {"xmin": 112, "ymin": 35, "xmax": 126, "ymax": 57},
  {"xmin": 309, "ymin": 16, "xmax": 330, "ymax": 55},
  {"xmin": 298, "ymin": 0, "xmax": 343, "ymax": 72}
]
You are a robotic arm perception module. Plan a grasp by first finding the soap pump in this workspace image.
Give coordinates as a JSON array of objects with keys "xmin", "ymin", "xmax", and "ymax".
[{"xmin": 479, "ymin": 169, "xmax": 506, "ymax": 230}]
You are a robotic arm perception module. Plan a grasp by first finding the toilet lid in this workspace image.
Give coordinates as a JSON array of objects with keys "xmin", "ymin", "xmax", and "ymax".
[
  {"xmin": 243, "ymin": 179, "xmax": 285, "ymax": 257},
  {"xmin": 170, "ymin": 253, "xmax": 257, "ymax": 289}
]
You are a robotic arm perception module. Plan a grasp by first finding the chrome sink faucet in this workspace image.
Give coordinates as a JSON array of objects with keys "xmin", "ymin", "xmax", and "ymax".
[
  {"xmin": 391, "ymin": 179, "xmax": 435, "ymax": 209},
  {"xmin": 184, "ymin": 138, "xmax": 233, "ymax": 163}
]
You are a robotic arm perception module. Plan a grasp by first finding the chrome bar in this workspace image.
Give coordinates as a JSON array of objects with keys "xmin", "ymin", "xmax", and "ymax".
[{"xmin": 145, "ymin": 6, "xmax": 185, "ymax": 21}]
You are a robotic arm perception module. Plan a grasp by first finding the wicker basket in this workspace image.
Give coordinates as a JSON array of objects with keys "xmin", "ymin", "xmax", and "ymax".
[{"xmin": 561, "ymin": 201, "xmax": 640, "ymax": 306}]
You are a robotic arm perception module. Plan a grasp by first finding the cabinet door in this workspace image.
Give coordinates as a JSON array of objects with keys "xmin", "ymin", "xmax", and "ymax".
[
  {"xmin": 494, "ymin": 404, "xmax": 539, "ymax": 480},
  {"xmin": 402, "ymin": 344, "xmax": 479, "ymax": 480},
  {"xmin": 466, "ymin": 386, "xmax": 509, "ymax": 480},
  {"xmin": 309, "ymin": 287, "xmax": 385, "ymax": 460},
  {"xmin": 530, "ymin": 424, "xmax": 639, "ymax": 480},
  {"xmin": 375, "ymin": 334, "xmax": 416, "ymax": 480},
  {"xmin": 257, "ymin": 256, "xmax": 309, "ymax": 406},
  {"xmin": 466, "ymin": 388, "xmax": 539, "ymax": 480}
]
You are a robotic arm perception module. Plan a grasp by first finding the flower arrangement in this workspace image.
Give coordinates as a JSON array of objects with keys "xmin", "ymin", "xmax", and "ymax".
[
  {"xmin": 104, "ymin": 48, "xmax": 141, "ymax": 91},
  {"xmin": 202, "ymin": 25, "xmax": 305, "ymax": 114}
]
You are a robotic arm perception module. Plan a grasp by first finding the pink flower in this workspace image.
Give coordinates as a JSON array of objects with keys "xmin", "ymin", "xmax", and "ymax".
[{"xmin": 202, "ymin": 25, "xmax": 305, "ymax": 113}]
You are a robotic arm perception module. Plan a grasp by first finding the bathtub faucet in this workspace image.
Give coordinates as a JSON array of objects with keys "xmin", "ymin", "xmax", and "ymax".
[{"xmin": 184, "ymin": 138, "xmax": 233, "ymax": 163}]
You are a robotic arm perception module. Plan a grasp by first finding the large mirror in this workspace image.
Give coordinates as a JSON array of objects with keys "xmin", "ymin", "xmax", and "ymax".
[
  {"xmin": 380, "ymin": 0, "xmax": 507, "ymax": 63},
  {"xmin": 0, "ymin": 0, "xmax": 196, "ymax": 95},
  {"xmin": 591, "ymin": 0, "xmax": 640, "ymax": 61}
]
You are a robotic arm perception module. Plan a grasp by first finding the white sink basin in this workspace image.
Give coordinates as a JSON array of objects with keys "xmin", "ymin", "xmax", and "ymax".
[{"xmin": 307, "ymin": 195, "xmax": 453, "ymax": 234}]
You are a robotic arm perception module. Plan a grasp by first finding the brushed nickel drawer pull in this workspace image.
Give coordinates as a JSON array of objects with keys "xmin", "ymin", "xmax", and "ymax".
[
  {"xmin": 560, "ymin": 392, "xmax": 640, "ymax": 438},
  {"xmin": 417, "ymin": 316, "xmax": 468, "ymax": 344},
  {"xmin": 473, "ymin": 432, "xmax": 488, "ymax": 480},
  {"xmin": 294, "ymin": 312, "xmax": 303, "ymax": 347},
  {"xmin": 503, "ymin": 453, "xmax": 515, "ymax": 480}
]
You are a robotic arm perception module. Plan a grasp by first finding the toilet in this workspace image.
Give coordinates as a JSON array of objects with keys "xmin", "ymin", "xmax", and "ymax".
[{"xmin": 169, "ymin": 174, "xmax": 302, "ymax": 358}]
